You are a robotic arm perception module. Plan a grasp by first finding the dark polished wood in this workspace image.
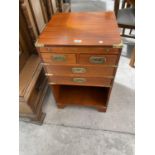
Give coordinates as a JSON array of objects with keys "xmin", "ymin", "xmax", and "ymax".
[
  {"xmin": 19, "ymin": 9, "xmax": 32, "ymax": 71},
  {"xmin": 19, "ymin": 0, "xmax": 56, "ymax": 124},
  {"xmin": 114, "ymin": 0, "xmax": 135, "ymax": 38},
  {"xmin": 19, "ymin": 55, "xmax": 48, "ymax": 124},
  {"xmin": 36, "ymin": 12, "xmax": 122, "ymax": 112}
]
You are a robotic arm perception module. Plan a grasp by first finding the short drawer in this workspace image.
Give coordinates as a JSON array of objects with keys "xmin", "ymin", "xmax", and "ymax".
[
  {"xmin": 76, "ymin": 47, "xmax": 120, "ymax": 54},
  {"xmin": 44, "ymin": 65, "xmax": 115, "ymax": 77},
  {"xmin": 48, "ymin": 76, "xmax": 112, "ymax": 87},
  {"xmin": 40, "ymin": 53, "xmax": 76, "ymax": 64},
  {"xmin": 79, "ymin": 54, "xmax": 118, "ymax": 66},
  {"xmin": 39, "ymin": 47, "xmax": 77, "ymax": 53}
]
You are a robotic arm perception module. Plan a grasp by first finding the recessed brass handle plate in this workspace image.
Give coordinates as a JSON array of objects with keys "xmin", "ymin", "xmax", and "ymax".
[
  {"xmin": 89, "ymin": 56, "xmax": 106, "ymax": 64},
  {"xmin": 47, "ymin": 47, "xmax": 51, "ymax": 51},
  {"xmin": 52, "ymin": 54, "xmax": 66, "ymax": 62},
  {"xmin": 72, "ymin": 67, "xmax": 86, "ymax": 73},
  {"xmin": 105, "ymin": 48, "xmax": 110, "ymax": 52},
  {"xmin": 72, "ymin": 78, "xmax": 86, "ymax": 83}
]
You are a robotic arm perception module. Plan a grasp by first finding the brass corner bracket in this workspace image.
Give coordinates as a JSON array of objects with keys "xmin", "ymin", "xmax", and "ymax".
[
  {"xmin": 35, "ymin": 40, "xmax": 44, "ymax": 47},
  {"xmin": 113, "ymin": 41, "xmax": 123, "ymax": 48}
]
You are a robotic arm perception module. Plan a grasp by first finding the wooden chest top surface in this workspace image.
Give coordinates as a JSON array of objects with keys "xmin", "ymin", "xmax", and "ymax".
[{"xmin": 37, "ymin": 12, "xmax": 121, "ymax": 47}]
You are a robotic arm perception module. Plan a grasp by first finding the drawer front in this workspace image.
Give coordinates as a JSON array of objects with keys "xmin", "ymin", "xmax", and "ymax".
[
  {"xmin": 28, "ymin": 69, "xmax": 47, "ymax": 109},
  {"xmin": 40, "ymin": 47, "xmax": 77, "ymax": 53},
  {"xmin": 76, "ymin": 47, "xmax": 120, "ymax": 54},
  {"xmin": 39, "ymin": 47, "xmax": 120, "ymax": 54},
  {"xmin": 44, "ymin": 65, "xmax": 115, "ymax": 77},
  {"xmin": 41, "ymin": 53, "xmax": 76, "ymax": 64},
  {"xmin": 48, "ymin": 76, "xmax": 112, "ymax": 87},
  {"xmin": 79, "ymin": 54, "xmax": 118, "ymax": 66}
]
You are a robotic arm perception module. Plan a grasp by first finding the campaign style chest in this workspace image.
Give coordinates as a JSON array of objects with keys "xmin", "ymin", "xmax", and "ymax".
[{"xmin": 36, "ymin": 12, "xmax": 122, "ymax": 112}]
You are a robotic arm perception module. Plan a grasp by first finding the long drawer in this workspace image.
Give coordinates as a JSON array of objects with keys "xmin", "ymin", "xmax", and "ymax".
[
  {"xmin": 39, "ymin": 47, "xmax": 120, "ymax": 54},
  {"xmin": 48, "ymin": 76, "xmax": 112, "ymax": 87},
  {"xmin": 79, "ymin": 54, "xmax": 118, "ymax": 66},
  {"xmin": 44, "ymin": 65, "xmax": 115, "ymax": 77}
]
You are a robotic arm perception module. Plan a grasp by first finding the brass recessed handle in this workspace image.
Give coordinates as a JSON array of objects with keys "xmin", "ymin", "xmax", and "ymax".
[
  {"xmin": 105, "ymin": 48, "xmax": 110, "ymax": 52},
  {"xmin": 47, "ymin": 47, "xmax": 50, "ymax": 51},
  {"xmin": 89, "ymin": 56, "xmax": 106, "ymax": 64},
  {"xmin": 72, "ymin": 67, "xmax": 86, "ymax": 73},
  {"xmin": 52, "ymin": 54, "xmax": 66, "ymax": 62},
  {"xmin": 72, "ymin": 78, "xmax": 86, "ymax": 83}
]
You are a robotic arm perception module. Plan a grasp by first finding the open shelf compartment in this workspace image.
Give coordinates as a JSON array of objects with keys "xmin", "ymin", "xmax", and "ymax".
[{"xmin": 51, "ymin": 85, "xmax": 111, "ymax": 112}]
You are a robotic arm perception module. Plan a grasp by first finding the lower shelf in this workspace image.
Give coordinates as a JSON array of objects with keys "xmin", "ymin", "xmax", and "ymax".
[{"xmin": 52, "ymin": 85, "xmax": 110, "ymax": 112}]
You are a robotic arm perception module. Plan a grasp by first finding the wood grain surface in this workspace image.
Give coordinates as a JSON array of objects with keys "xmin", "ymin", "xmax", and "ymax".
[
  {"xmin": 48, "ymin": 75, "xmax": 112, "ymax": 87},
  {"xmin": 37, "ymin": 12, "xmax": 122, "ymax": 112},
  {"xmin": 55, "ymin": 85, "xmax": 109, "ymax": 111},
  {"xmin": 39, "ymin": 47, "xmax": 121, "ymax": 54},
  {"xmin": 44, "ymin": 64, "xmax": 116, "ymax": 77},
  {"xmin": 37, "ymin": 12, "xmax": 121, "ymax": 46}
]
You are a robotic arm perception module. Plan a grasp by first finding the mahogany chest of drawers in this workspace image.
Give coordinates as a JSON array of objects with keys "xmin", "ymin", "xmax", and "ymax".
[{"xmin": 36, "ymin": 12, "xmax": 122, "ymax": 112}]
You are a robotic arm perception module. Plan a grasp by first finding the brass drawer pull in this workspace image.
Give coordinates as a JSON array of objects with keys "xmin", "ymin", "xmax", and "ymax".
[
  {"xmin": 47, "ymin": 47, "xmax": 50, "ymax": 51},
  {"xmin": 72, "ymin": 78, "xmax": 86, "ymax": 83},
  {"xmin": 105, "ymin": 48, "xmax": 110, "ymax": 52},
  {"xmin": 89, "ymin": 56, "xmax": 106, "ymax": 64},
  {"xmin": 52, "ymin": 54, "xmax": 66, "ymax": 62},
  {"xmin": 72, "ymin": 67, "xmax": 86, "ymax": 73}
]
